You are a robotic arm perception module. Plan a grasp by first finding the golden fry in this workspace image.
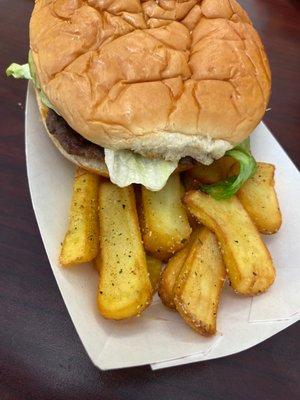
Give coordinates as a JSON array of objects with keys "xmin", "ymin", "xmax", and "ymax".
[
  {"xmin": 140, "ymin": 173, "xmax": 191, "ymax": 261},
  {"xmin": 96, "ymin": 182, "xmax": 152, "ymax": 320},
  {"xmin": 184, "ymin": 191, "xmax": 276, "ymax": 295},
  {"xmin": 158, "ymin": 246, "xmax": 190, "ymax": 309},
  {"xmin": 184, "ymin": 162, "xmax": 222, "ymax": 185},
  {"xmin": 146, "ymin": 255, "xmax": 163, "ymax": 293},
  {"xmin": 60, "ymin": 169, "xmax": 99, "ymax": 267},
  {"xmin": 231, "ymin": 162, "xmax": 282, "ymax": 234},
  {"xmin": 174, "ymin": 227, "xmax": 226, "ymax": 336},
  {"xmin": 182, "ymin": 156, "xmax": 236, "ymax": 191},
  {"xmin": 158, "ymin": 229, "xmax": 200, "ymax": 309},
  {"xmin": 216, "ymin": 156, "xmax": 237, "ymax": 179}
]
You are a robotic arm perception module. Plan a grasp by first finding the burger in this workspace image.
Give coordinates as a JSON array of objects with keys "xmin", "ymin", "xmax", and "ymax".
[{"xmin": 7, "ymin": 0, "xmax": 271, "ymax": 197}]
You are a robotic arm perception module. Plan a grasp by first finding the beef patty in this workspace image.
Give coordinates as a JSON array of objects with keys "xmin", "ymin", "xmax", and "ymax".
[
  {"xmin": 46, "ymin": 109, "xmax": 104, "ymax": 160},
  {"xmin": 45, "ymin": 109, "xmax": 195, "ymax": 169}
]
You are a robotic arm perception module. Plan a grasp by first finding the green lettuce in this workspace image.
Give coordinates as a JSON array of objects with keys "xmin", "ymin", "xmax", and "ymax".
[
  {"xmin": 6, "ymin": 53, "xmax": 57, "ymax": 112},
  {"xmin": 104, "ymin": 149, "xmax": 178, "ymax": 191},
  {"xmin": 39, "ymin": 91, "xmax": 57, "ymax": 110},
  {"xmin": 200, "ymin": 139, "xmax": 257, "ymax": 200},
  {"xmin": 237, "ymin": 137, "xmax": 251, "ymax": 153},
  {"xmin": 28, "ymin": 50, "xmax": 40, "ymax": 90},
  {"xmin": 6, "ymin": 63, "xmax": 32, "ymax": 80}
]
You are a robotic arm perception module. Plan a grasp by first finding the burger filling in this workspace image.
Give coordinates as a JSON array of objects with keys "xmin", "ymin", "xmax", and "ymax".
[{"xmin": 46, "ymin": 109, "xmax": 105, "ymax": 161}]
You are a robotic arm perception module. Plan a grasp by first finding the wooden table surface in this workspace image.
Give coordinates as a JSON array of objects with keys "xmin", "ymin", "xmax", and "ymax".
[{"xmin": 0, "ymin": 1, "xmax": 299, "ymax": 399}]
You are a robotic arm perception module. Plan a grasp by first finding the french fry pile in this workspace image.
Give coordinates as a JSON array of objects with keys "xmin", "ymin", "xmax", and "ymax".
[{"xmin": 60, "ymin": 159, "xmax": 282, "ymax": 336}]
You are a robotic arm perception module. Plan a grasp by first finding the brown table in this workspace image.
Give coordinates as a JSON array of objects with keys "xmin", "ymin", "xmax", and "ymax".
[{"xmin": 1, "ymin": 1, "xmax": 299, "ymax": 399}]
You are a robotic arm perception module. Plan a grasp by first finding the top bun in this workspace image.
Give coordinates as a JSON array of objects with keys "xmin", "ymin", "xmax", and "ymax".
[{"xmin": 30, "ymin": 0, "xmax": 271, "ymax": 163}]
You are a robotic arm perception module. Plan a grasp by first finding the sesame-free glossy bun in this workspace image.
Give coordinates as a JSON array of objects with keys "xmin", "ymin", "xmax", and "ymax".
[{"xmin": 30, "ymin": 0, "xmax": 271, "ymax": 163}]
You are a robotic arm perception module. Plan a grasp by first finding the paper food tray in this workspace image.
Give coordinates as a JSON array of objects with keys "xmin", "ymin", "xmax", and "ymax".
[{"xmin": 25, "ymin": 82, "xmax": 300, "ymax": 370}]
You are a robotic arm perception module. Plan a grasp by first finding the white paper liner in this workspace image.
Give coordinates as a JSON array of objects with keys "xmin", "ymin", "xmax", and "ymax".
[{"xmin": 248, "ymin": 268, "xmax": 300, "ymax": 323}]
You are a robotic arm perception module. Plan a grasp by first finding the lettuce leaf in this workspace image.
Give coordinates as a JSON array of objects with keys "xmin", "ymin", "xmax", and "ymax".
[
  {"xmin": 28, "ymin": 50, "xmax": 40, "ymax": 90},
  {"xmin": 6, "ymin": 54, "xmax": 57, "ymax": 112},
  {"xmin": 39, "ymin": 90, "xmax": 57, "ymax": 110},
  {"xmin": 104, "ymin": 149, "xmax": 178, "ymax": 191},
  {"xmin": 6, "ymin": 63, "xmax": 32, "ymax": 80},
  {"xmin": 237, "ymin": 137, "xmax": 251, "ymax": 153},
  {"xmin": 200, "ymin": 143, "xmax": 257, "ymax": 200}
]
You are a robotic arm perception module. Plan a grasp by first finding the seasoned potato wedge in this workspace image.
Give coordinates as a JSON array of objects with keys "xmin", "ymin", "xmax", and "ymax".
[
  {"xmin": 146, "ymin": 255, "xmax": 163, "ymax": 293},
  {"xmin": 184, "ymin": 191, "xmax": 276, "ymax": 295},
  {"xmin": 100, "ymin": 234, "xmax": 163, "ymax": 293},
  {"xmin": 184, "ymin": 162, "xmax": 223, "ymax": 185},
  {"xmin": 182, "ymin": 156, "xmax": 236, "ymax": 190},
  {"xmin": 158, "ymin": 246, "xmax": 190, "ymax": 309},
  {"xmin": 96, "ymin": 182, "xmax": 152, "ymax": 320},
  {"xmin": 174, "ymin": 227, "xmax": 226, "ymax": 336},
  {"xmin": 216, "ymin": 156, "xmax": 237, "ymax": 179},
  {"xmin": 231, "ymin": 162, "xmax": 282, "ymax": 234},
  {"xmin": 60, "ymin": 169, "xmax": 99, "ymax": 267},
  {"xmin": 158, "ymin": 229, "xmax": 200, "ymax": 309},
  {"xmin": 140, "ymin": 173, "xmax": 191, "ymax": 261},
  {"xmin": 94, "ymin": 255, "xmax": 159, "ymax": 286}
]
